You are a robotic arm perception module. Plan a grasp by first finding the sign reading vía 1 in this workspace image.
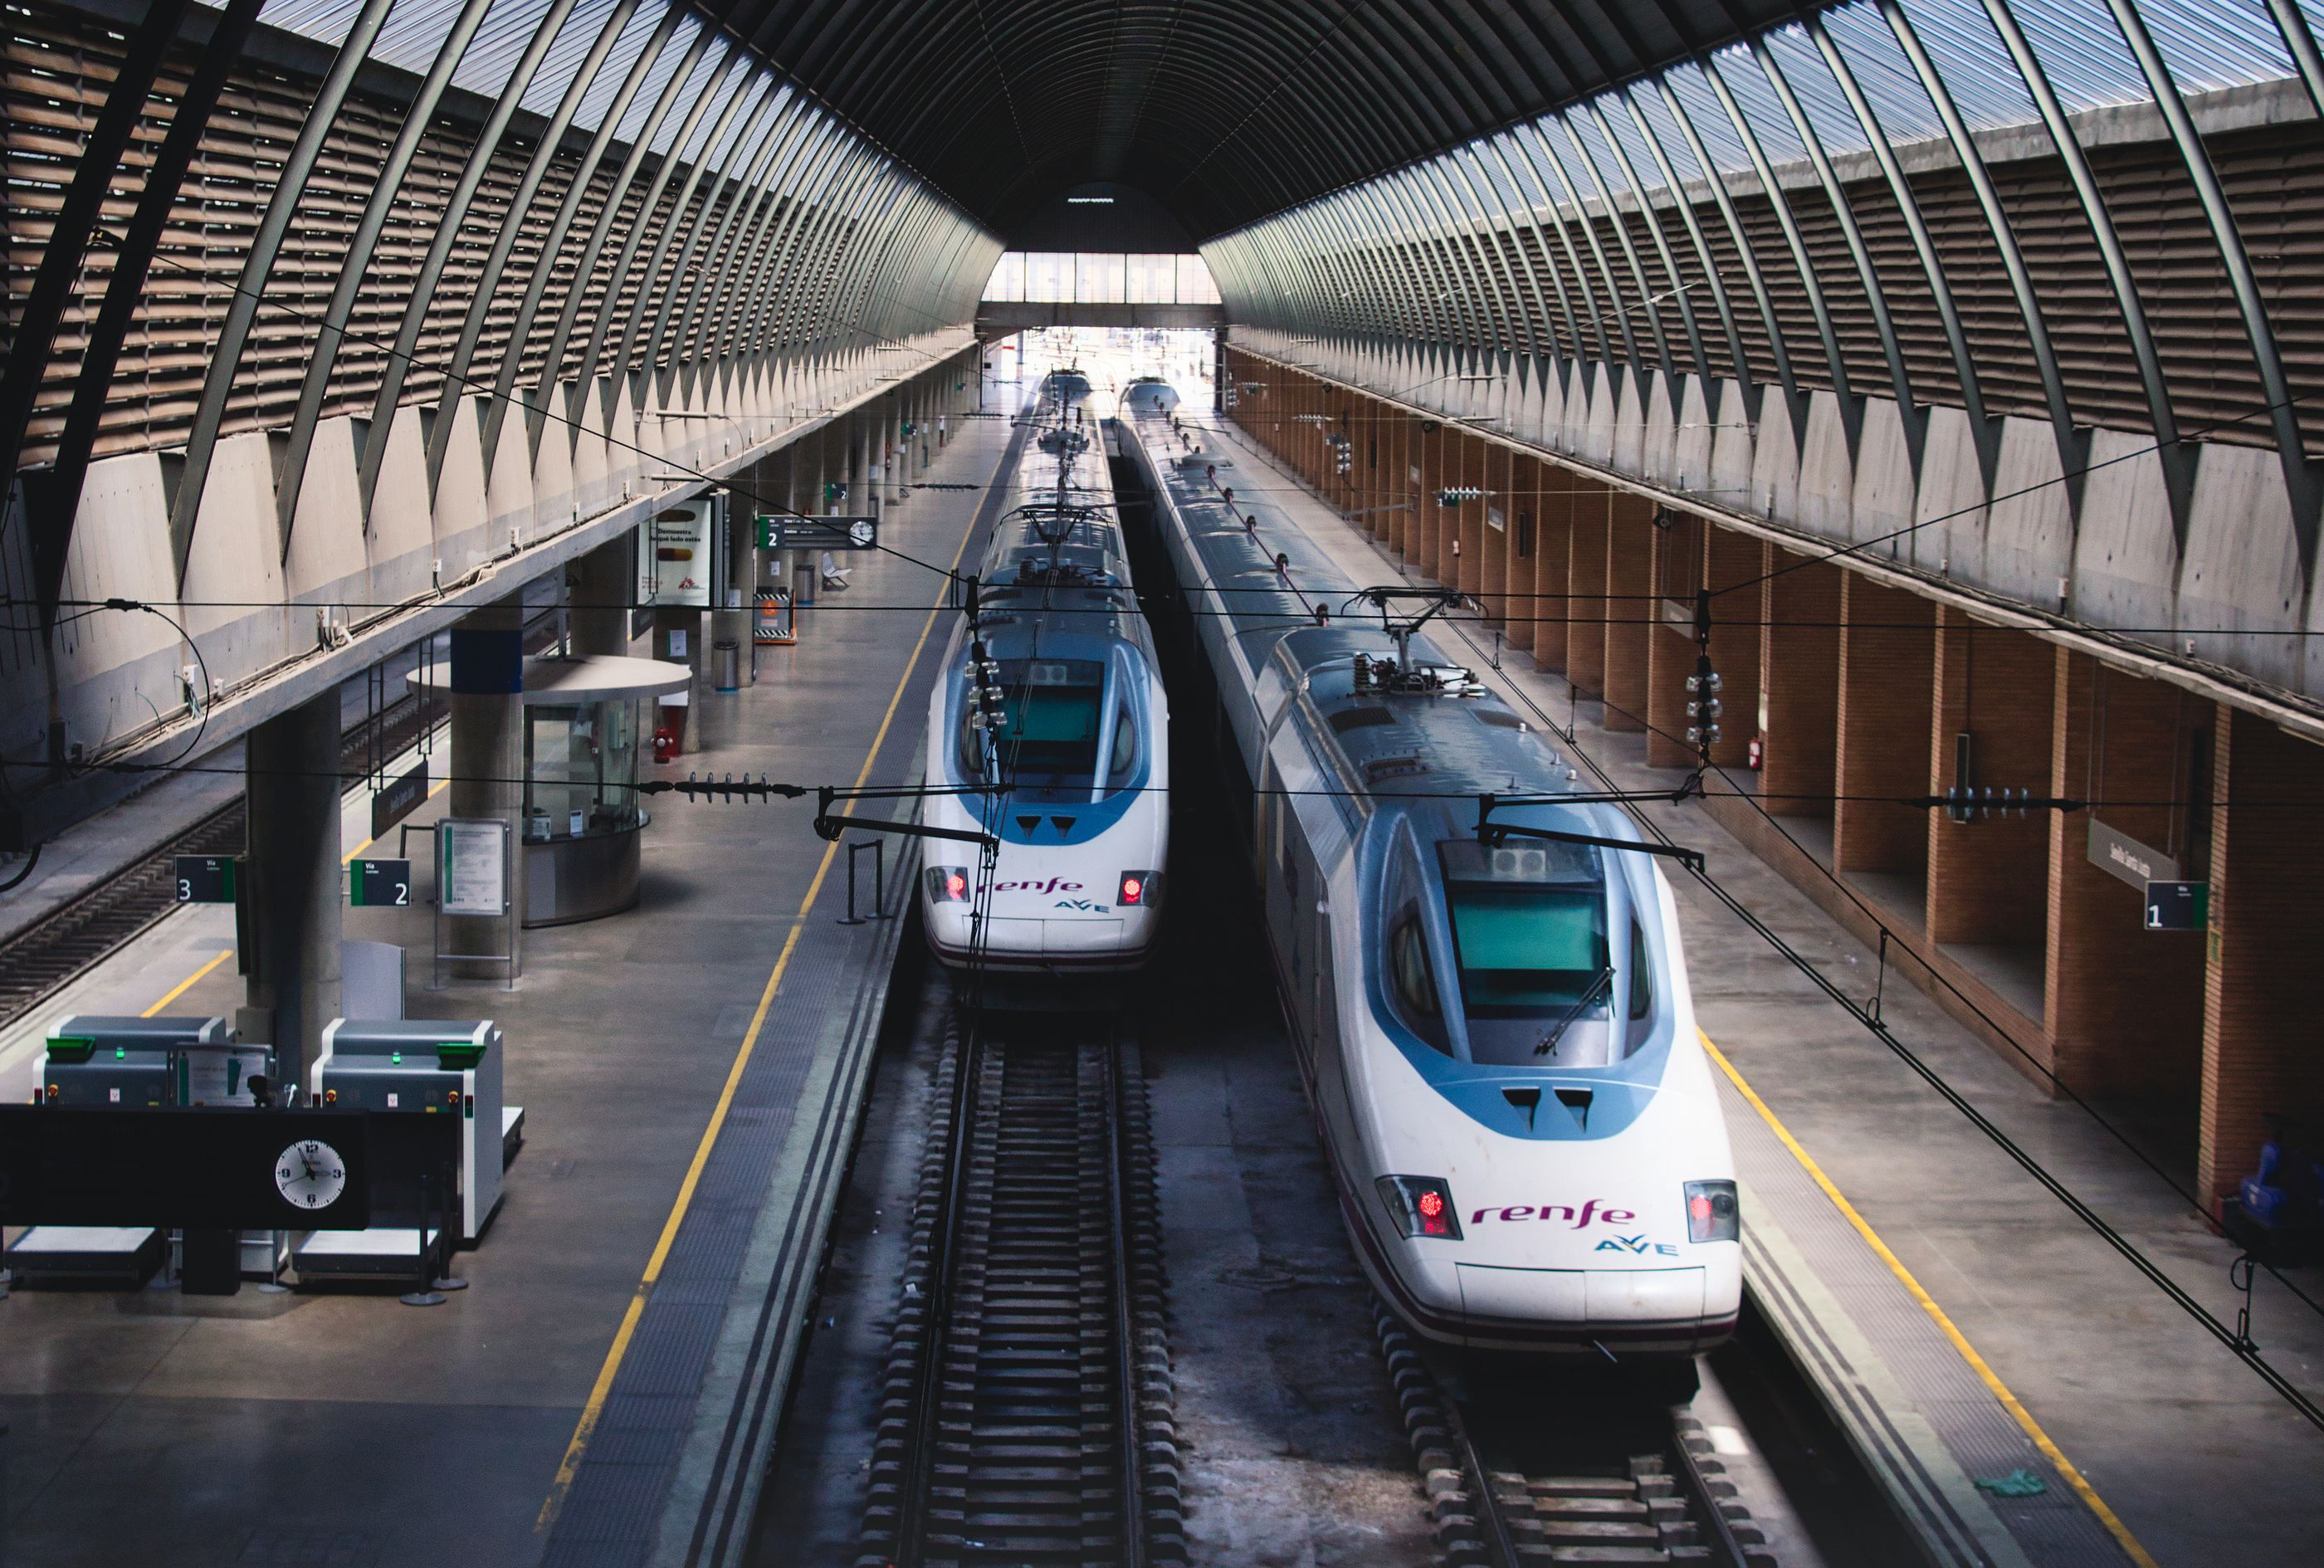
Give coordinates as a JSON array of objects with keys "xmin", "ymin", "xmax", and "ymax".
[{"xmin": 2087, "ymin": 819, "xmax": 2209, "ymax": 931}]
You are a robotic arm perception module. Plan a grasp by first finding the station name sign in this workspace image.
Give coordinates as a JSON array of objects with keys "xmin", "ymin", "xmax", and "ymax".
[{"xmin": 2086, "ymin": 819, "xmax": 2176, "ymax": 890}]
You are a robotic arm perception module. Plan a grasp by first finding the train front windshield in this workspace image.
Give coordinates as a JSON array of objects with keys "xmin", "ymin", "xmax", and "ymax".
[
  {"xmin": 1438, "ymin": 840, "xmax": 1632, "ymax": 1067},
  {"xmin": 966, "ymin": 658, "xmax": 1136, "ymax": 796}
]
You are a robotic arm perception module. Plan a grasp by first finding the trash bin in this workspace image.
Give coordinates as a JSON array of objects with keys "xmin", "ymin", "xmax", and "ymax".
[{"xmin": 713, "ymin": 639, "xmax": 740, "ymax": 693}]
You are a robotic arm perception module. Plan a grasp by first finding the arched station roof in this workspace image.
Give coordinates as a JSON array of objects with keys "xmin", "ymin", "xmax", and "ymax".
[{"xmin": 715, "ymin": 0, "xmax": 1815, "ymax": 239}]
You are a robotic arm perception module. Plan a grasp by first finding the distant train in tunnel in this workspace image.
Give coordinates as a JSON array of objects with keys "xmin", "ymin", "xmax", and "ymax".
[{"xmin": 1117, "ymin": 394, "xmax": 1740, "ymax": 1355}]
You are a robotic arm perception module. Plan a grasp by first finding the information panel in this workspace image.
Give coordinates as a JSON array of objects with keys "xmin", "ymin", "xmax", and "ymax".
[
  {"xmin": 758, "ymin": 515, "xmax": 878, "ymax": 552},
  {"xmin": 438, "ymin": 819, "xmax": 508, "ymax": 916}
]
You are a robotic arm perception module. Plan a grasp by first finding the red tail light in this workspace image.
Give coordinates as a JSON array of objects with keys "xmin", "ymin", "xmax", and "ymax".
[
  {"xmin": 1117, "ymin": 871, "xmax": 1159, "ymax": 908},
  {"xmin": 926, "ymin": 867, "xmax": 972, "ymax": 903},
  {"xmin": 1375, "ymin": 1175, "xmax": 1462, "ymax": 1240},
  {"xmin": 1685, "ymin": 1180, "xmax": 1740, "ymax": 1243}
]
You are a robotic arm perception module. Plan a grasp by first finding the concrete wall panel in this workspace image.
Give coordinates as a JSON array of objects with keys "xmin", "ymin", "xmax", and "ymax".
[
  {"xmin": 1979, "ymin": 419, "xmax": 2074, "ymax": 608},
  {"xmin": 2179, "ymin": 445, "xmax": 2302, "ymax": 691},
  {"xmin": 1913, "ymin": 408, "xmax": 1989, "ymax": 580},
  {"xmin": 1672, "ymin": 376, "xmax": 1716, "ymax": 496},
  {"xmin": 1637, "ymin": 370, "xmax": 1677, "ymax": 482},
  {"xmin": 283, "ymin": 418, "xmax": 368, "ymax": 609},
  {"xmin": 2072, "ymin": 429, "xmax": 2176, "ymax": 640},
  {"xmin": 1848, "ymin": 398, "xmax": 1916, "ymax": 560},
  {"xmin": 431, "ymin": 396, "xmax": 492, "ymax": 582},
  {"xmin": 34, "ymin": 453, "xmax": 184, "ymax": 765},
  {"xmin": 180, "ymin": 433, "xmax": 292, "ymax": 690},
  {"xmin": 1707, "ymin": 380, "xmax": 1755, "ymax": 505},
  {"xmin": 484, "ymin": 401, "xmax": 535, "ymax": 550},
  {"xmin": 1750, "ymin": 394, "xmax": 1801, "ymax": 529},
  {"xmin": 1794, "ymin": 393, "xmax": 1855, "ymax": 543},
  {"xmin": 365, "ymin": 407, "xmax": 435, "ymax": 604}
]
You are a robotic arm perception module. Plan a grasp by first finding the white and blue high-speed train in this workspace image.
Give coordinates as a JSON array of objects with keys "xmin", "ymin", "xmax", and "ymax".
[
  {"xmin": 917, "ymin": 378, "xmax": 1168, "ymax": 974},
  {"xmin": 1120, "ymin": 400, "xmax": 1740, "ymax": 1356}
]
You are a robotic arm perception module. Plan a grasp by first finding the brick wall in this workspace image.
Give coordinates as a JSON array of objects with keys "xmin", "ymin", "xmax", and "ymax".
[
  {"xmin": 1603, "ymin": 494, "xmax": 1656, "ymax": 734},
  {"xmin": 1566, "ymin": 486, "xmax": 1609, "ymax": 696},
  {"xmin": 1531, "ymin": 462, "xmax": 1572, "ymax": 674},
  {"xmin": 2045, "ymin": 649, "xmax": 2207, "ymax": 1100},
  {"xmin": 1704, "ymin": 526, "xmax": 1762, "ymax": 771},
  {"xmin": 1926, "ymin": 611, "xmax": 2053, "ymax": 948},
  {"xmin": 1506, "ymin": 453, "xmax": 1540, "ymax": 654},
  {"xmin": 2199, "ymin": 706, "xmax": 2324, "ymax": 1207},
  {"xmin": 1762, "ymin": 548, "xmax": 1842, "ymax": 820},
  {"xmin": 1835, "ymin": 574, "xmax": 1935, "ymax": 877}
]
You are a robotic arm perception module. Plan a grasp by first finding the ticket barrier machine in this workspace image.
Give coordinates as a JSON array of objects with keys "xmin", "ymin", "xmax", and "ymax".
[
  {"xmin": 297, "ymin": 1019, "xmax": 506, "ymax": 1279},
  {"xmin": 7, "ymin": 1015, "xmax": 275, "ymax": 1286}
]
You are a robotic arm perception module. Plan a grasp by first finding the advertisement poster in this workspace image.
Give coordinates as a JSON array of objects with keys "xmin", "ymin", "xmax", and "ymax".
[{"xmin": 647, "ymin": 500, "xmax": 714, "ymax": 608}]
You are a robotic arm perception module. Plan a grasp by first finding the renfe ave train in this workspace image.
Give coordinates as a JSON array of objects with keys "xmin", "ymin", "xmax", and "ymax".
[{"xmin": 1118, "ymin": 393, "xmax": 1740, "ymax": 1356}]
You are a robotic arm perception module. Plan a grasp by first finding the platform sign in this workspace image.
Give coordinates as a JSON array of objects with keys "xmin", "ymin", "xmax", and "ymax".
[
  {"xmin": 371, "ymin": 759, "xmax": 428, "ymax": 840},
  {"xmin": 173, "ymin": 855, "xmax": 237, "ymax": 904},
  {"xmin": 2145, "ymin": 881, "xmax": 2209, "ymax": 931},
  {"xmin": 349, "ymin": 858, "xmax": 412, "ymax": 908},
  {"xmin": 758, "ymin": 515, "xmax": 878, "ymax": 552}
]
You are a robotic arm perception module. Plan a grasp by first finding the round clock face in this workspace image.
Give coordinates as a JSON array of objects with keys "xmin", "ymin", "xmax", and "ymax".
[
  {"xmin": 847, "ymin": 520, "xmax": 875, "ymax": 548},
  {"xmin": 275, "ymin": 1139, "xmax": 348, "ymax": 1211}
]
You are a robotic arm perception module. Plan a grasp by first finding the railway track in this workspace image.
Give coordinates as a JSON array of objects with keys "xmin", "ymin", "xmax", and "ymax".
[
  {"xmin": 862, "ymin": 1014, "xmax": 1181, "ymax": 1568},
  {"xmin": 1377, "ymin": 1303, "xmax": 1775, "ymax": 1567},
  {"xmin": 0, "ymin": 687, "xmax": 443, "ymax": 1033}
]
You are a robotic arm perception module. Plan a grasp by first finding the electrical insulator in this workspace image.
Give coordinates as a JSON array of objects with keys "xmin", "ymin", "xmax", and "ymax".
[{"xmin": 1686, "ymin": 654, "xmax": 1723, "ymax": 751}]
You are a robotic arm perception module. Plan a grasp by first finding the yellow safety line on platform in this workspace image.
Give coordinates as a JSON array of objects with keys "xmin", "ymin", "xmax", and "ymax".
[
  {"xmin": 1700, "ymin": 1031, "xmax": 2159, "ymax": 1568},
  {"xmin": 144, "ymin": 950, "xmax": 233, "ymax": 1017},
  {"xmin": 538, "ymin": 491, "xmax": 984, "ymax": 1535}
]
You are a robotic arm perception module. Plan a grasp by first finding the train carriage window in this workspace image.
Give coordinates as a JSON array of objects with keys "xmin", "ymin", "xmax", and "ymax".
[{"xmin": 1628, "ymin": 919, "xmax": 1653, "ymax": 1020}]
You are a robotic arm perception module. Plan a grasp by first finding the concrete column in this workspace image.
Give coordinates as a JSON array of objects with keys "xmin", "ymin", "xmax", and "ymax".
[
  {"xmin": 1833, "ymin": 574, "xmax": 1934, "ymax": 894},
  {"xmin": 241, "ymin": 688, "xmax": 344, "ymax": 1082},
  {"xmin": 1925, "ymin": 611, "xmax": 2053, "ymax": 959},
  {"xmin": 2045, "ymin": 650, "xmax": 2206, "ymax": 1098},
  {"xmin": 568, "ymin": 531, "xmax": 632, "ymax": 657},
  {"xmin": 2198, "ymin": 707, "xmax": 2324, "ymax": 1207},
  {"xmin": 1565, "ymin": 485, "xmax": 1609, "ymax": 696},
  {"xmin": 448, "ymin": 599, "xmax": 525, "ymax": 957},
  {"xmin": 1761, "ymin": 546, "xmax": 1842, "ymax": 821},
  {"xmin": 1601, "ymin": 494, "xmax": 1654, "ymax": 734}
]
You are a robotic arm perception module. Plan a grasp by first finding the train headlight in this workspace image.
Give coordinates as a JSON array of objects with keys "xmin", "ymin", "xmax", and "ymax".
[
  {"xmin": 1684, "ymin": 1180, "xmax": 1740, "ymax": 1243},
  {"xmin": 1376, "ymin": 1175, "xmax": 1462, "ymax": 1240},
  {"xmin": 926, "ymin": 867, "xmax": 972, "ymax": 903},
  {"xmin": 1116, "ymin": 871, "xmax": 1160, "ymax": 908}
]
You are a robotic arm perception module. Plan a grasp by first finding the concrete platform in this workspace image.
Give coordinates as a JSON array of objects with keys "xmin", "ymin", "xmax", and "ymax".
[
  {"xmin": 0, "ymin": 408, "xmax": 1028, "ymax": 1568},
  {"xmin": 1191, "ymin": 413, "xmax": 2324, "ymax": 1568}
]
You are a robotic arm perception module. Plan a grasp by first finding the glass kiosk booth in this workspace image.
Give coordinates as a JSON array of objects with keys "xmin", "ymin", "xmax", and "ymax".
[{"xmin": 411, "ymin": 653, "xmax": 691, "ymax": 926}]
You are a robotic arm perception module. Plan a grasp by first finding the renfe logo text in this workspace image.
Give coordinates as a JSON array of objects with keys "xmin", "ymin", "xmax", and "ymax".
[
  {"xmin": 1470, "ymin": 1199, "xmax": 1636, "ymax": 1228},
  {"xmin": 993, "ymin": 878, "xmax": 1085, "ymax": 893}
]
